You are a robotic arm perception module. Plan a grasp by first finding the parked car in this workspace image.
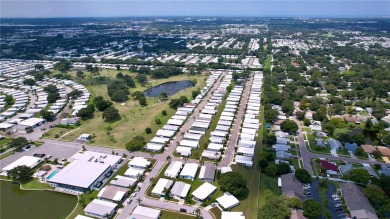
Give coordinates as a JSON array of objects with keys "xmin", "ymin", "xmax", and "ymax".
[{"xmin": 180, "ymin": 208, "xmax": 187, "ymax": 212}]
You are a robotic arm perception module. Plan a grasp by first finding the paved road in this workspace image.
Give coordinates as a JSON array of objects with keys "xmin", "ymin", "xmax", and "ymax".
[{"xmin": 219, "ymin": 76, "xmax": 252, "ymax": 167}]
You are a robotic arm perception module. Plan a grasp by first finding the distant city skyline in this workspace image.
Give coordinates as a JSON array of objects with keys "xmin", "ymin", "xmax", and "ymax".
[{"xmin": 1, "ymin": 0, "xmax": 389, "ymax": 18}]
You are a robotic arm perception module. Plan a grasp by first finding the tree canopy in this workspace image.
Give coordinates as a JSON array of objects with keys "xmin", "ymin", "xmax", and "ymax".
[
  {"xmin": 218, "ymin": 172, "xmax": 248, "ymax": 199},
  {"xmin": 102, "ymin": 106, "xmax": 120, "ymax": 123},
  {"xmin": 295, "ymin": 169, "xmax": 312, "ymax": 183},
  {"xmin": 303, "ymin": 200, "xmax": 322, "ymax": 219},
  {"xmin": 7, "ymin": 165, "xmax": 33, "ymax": 184}
]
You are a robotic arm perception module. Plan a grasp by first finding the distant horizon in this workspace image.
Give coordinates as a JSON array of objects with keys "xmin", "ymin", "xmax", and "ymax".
[
  {"xmin": 1, "ymin": 15, "xmax": 390, "ymax": 19},
  {"xmin": 1, "ymin": 0, "xmax": 389, "ymax": 18}
]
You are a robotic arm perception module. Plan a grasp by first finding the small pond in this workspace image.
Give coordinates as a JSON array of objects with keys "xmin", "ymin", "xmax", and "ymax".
[
  {"xmin": 0, "ymin": 181, "xmax": 77, "ymax": 219},
  {"xmin": 143, "ymin": 80, "xmax": 194, "ymax": 97}
]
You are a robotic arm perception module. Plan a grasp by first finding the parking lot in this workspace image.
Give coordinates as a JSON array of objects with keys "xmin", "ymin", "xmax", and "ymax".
[
  {"xmin": 305, "ymin": 181, "xmax": 345, "ymax": 219},
  {"xmin": 0, "ymin": 142, "xmax": 80, "ymax": 168}
]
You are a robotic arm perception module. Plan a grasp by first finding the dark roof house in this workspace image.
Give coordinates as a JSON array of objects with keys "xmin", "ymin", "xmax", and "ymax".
[
  {"xmin": 280, "ymin": 173, "xmax": 305, "ymax": 203},
  {"xmin": 339, "ymin": 182, "xmax": 378, "ymax": 219}
]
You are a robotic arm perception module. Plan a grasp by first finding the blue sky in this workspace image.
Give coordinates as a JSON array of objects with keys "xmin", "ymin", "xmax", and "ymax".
[{"xmin": 1, "ymin": 0, "xmax": 389, "ymax": 18}]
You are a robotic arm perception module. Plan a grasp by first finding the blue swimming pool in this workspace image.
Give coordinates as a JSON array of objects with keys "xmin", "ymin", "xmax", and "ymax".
[{"xmin": 46, "ymin": 169, "xmax": 59, "ymax": 180}]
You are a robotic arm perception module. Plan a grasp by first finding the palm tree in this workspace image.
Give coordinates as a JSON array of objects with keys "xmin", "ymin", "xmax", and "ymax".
[
  {"xmin": 199, "ymin": 159, "xmax": 204, "ymax": 166},
  {"xmin": 149, "ymin": 177, "xmax": 155, "ymax": 184},
  {"xmin": 195, "ymin": 208, "xmax": 202, "ymax": 219}
]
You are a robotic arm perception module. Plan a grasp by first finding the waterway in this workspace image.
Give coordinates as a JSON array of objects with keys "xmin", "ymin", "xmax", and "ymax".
[
  {"xmin": 0, "ymin": 181, "xmax": 77, "ymax": 219},
  {"xmin": 143, "ymin": 80, "xmax": 194, "ymax": 97}
]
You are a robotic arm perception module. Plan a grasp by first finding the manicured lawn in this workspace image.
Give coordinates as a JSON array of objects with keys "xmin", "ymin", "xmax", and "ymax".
[
  {"xmin": 333, "ymin": 127, "xmax": 349, "ymax": 136},
  {"xmin": 0, "ymin": 138, "xmax": 11, "ymax": 149},
  {"xmin": 209, "ymin": 206, "xmax": 222, "ymax": 219},
  {"xmin": 302, "ymin": 127, "xmax": 311, "ymax": 132},
  {"xmin": 258, "ymin": 173, "xmax": 280, "ymax": 207},
  {"xmin": 306, "ymin": 134, "xmax": 331, "ymax": 154},
  {"xmin": 289, "ymin": 158, "xmax": 300, "ymax": 170},
  {"xmin": 337, "ymin": 148, "xmax": 350, "ymax": 157},
  {"xmin": 160, "ymin": 210, "xmax": 195, "ymax": 219},
  {"xmin": 22, "ymin": 178, "xmax": 53, "ymax": 190},
  {"xmin": 43, "ymin": 127, "xmax": 70, "ymax": 139},
  {"xmin": 55, "ymin": 69, "xmax": 206, "ymax": 148}
]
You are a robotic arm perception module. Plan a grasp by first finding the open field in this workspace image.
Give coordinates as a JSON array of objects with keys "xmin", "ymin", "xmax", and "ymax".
[
  {"xmin": 160, "ymin": 210, "xmax": 195, "ymax": 219},
  {"xmin": 46, "ymin": 69, "xmax": 206, "ymax": 148}
]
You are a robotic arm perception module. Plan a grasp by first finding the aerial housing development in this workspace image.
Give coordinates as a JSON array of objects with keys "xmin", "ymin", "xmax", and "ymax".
[{"xmin": 0, "ymin": 14, "xmax": 390, "ymax": 219}]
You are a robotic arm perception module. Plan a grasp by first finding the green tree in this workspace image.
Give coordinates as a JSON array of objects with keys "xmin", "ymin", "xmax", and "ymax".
[
  {"xmin": 218, "ymin": 172, "xmax": 248, "ymax": 199},
  {"xmin": 355, "ymin": 147, "xmax": 366, "ymax": 157},
  {"xmin": 280, "ymin": 120, "xmax": 298, "ymax": 134},
  {"xmin": 281, "ymin": 100, "xmax": 294, "ymax": 116},
  {"xmin": 76, "ymin": 70, "xmax": 85, "ymax": 80},
  {"xmin": 40, "ymin": 109, "xmax": 55, "ymax": 120},
  {"xmin": 257, "ymin": 193, "xmax": 291, "ymax": 219},
  {"xmin": 159, "ymin": 92, "xmax": 168, "ymax": 101},
  {"xmin": 138, "ymin": 96, "xmax": 148, "ymax": 106},
  {"xmin": 145, "ymin": 127, "xmax": 152, "ymax": 134},
  {"xmin": 34, "ymin": 64, "xmax": 44, "ymax": 71},
  {"xmin": 155, "ymin": 118, "xmax": 162, "ymax": 125},
  {"xmin": 53, "ymin": 60, "xmax": 72, "ymax": 73},
  {"xmin": 47, "ymin": 92, "xmax": 60, "ymax": 103},
  {"xmin": 125, "ymin": 136, "xmax": 146, "ymax": 152},
  {"xmin": 179, "ymin": 95, "xmax": 189, "ymax": 104},
  {"xmin": 7, "ymin": 165, "xmax": 33, "ymax": 184},
  {"xmin": 102, "ymin": 106, "xmax": 121, "ymax": 123},
  {"xmin": 135, "ymin": 74, "xmax": 148, "ymax": 86},
  {"xmin": 9, "ymin": 137, "xmax": 29, "ymax": 151},
  {"xmin": 265, "ymin": 164, "xmax": 278, "ymax": 177},
  {"xmin": 77, "ymin": 104, "xmax": 95, "ymax": 120},
  {"xmin": 23, "ymin": 79, "xmax": 36, "ymax": 86},
  {"xmin": 162, "ymin": 110, "xmax": 167, "ymax": 116},
  {"xmin": 364, "ymin": 184, "xmax": 390, "ymax": 217},
  {"xmin": 352, "ymin": 134, "xmax": 366, "ymax": 145},
  {"xmin": 349, "ymin": 169, "xmax": 370, "ymax": 185},
  {"xmin": 303, "ymin": 200, "xmax": 322, "ymax": 219},
  {"xmin": 289, "ymin": 197, "xmax": 302, "ymax": 209},
  {"xmin": 295, "ymin": 169, "xmax": 312, "ymax": 183},
  {"xmin": 277, "ymin": 162, "xmax": 291, "ymax": 175}
]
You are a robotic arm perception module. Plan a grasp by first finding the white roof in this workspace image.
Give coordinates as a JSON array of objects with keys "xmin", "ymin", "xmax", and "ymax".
[
  {"xmin": 71, "ymin": 151, "xmax": 121, "ymax": 167},
  {"xmin": 150, "ymin": 136, "xmax": 170, "ymax": 144},
  {"xmin": 84, "ymin": 199, "xmax": 116, "ymax": 217},
  {"xmin": 220, "ymin": 167, "xmax": 232, "ymax": 174},
  {"xmin": 48, "ymin": 160, "xmax": 111, "ymax": 189},
  {"xmin": 2, "ymin": 156, "xmax": 41, "ymax": 171},
  {"xmin": 208, "ymin": 143, "xmax": 224, "ymax": 151},
  {"xmin": 75, "ymin": 215, "xmax": 94, "ymax": 219},
  {"xmin": 124, "ymin": 168, "xmax": 145, "ymax": 178},
  {"xmin": 221, "ymin": 212, "xmax": 245, "ymax": 219},
  {"xmin": 192, "ymin": 182, "xmax": 217, "ymax": 200},
  {"xmin": 237, "ymin": 147, "xmax": 255, "ymax": 156},
  {"xmin": 151, "ymin": 178, "xmax": 173, "ymax": 196},
  {"xmin": 131, "ymin": 206, "xmax": 161, "ymax": 219},
  {"xmin": 180, "ymin": 139, "xmax": 199, "ymax": 148},
  {"xmin": 164, "ymin": 161, "xmax": 183, "ymax": 178},
  {"xmin": 176, "ymin": 146, "xmax": 192, "ymax": 156},
  {"xmin": 18, "ymin": 118, "xmax": 44, "ymax": 127},
  {"xmin": 217, "ymin": 193, "xmax": 240, "ymax": 209},
  {"xmin": 179, "ymin": 163, "xmax": 199, "ymax": 178},
  {"xmin": 170, "ymin": 181, "xmax": 191, "ymax": 199},
  {"xmin": 156, "ymin": 129, "xmax": 176, "ymax": 138},
  {"xmin": 0, "ymin": 123, "xmax": 15, "ymax": 129},
  {"xmin": 129, "ymin": 157, "xmax": 150, "ymax": 168}
]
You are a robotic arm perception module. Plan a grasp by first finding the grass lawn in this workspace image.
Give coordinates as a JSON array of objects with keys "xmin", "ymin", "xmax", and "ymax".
[
  {"xmin": 306, "ymin": 134, "xmax": 331, "ymax": 154},
  {"xmin": 289, "ymin": 158, "xmax": 300, "ymax": 170},
  {"xmin": 0, "ymin": 138, "xmax": 11, "ymax": 149},
  {"xmin": 333, "ymin": 127, "xmax": 349, "ymax": 136},
  {"xmin": 0, "ymin": 150, "xmax": 15, "ymax": 159},
  {"xmin": 302, "ymin": 127, "xmax": 311, "ymax": 132},
  {"xmin": 337, "ymin": 148, "xmax": 350, "ymax": 157},
  {"xmin": 258, "ymin": 173, "xmax": 280, "ymax": 207},
  {"xmin": 209, "ymin": 207, "xmax": 222, "ymax": 219},
  {"xmin": 22, "ymin": 178, "xmax": 53, "ymax": 190},
  {"xmin": 55, "ymin": 69, "xmax": 206, "ymax": 148},
  {"xmin": 160, "ymin": 210, "xmax": 195, "ymax": 219},
  {"xmin": 43, "ymin": 127, "xmax": 71, "ymax": 139}
]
